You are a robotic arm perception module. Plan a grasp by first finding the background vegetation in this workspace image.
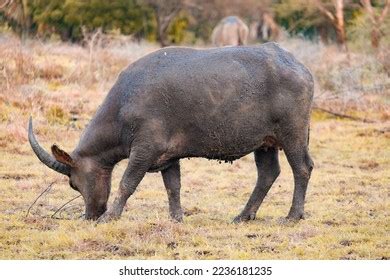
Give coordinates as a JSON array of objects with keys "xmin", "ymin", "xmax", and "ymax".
[
  {"xmin": 0, "ymin": 0, "xmax": 389, "ymax": 259},
  {"xmin": 0, "ymin": 0, "xmax": 389, "ymax": 49}
]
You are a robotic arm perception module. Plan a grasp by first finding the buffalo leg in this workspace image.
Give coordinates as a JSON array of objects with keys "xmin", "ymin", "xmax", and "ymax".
[
  {"xmin": 283, "ymin": 136, "xmax": 314, "ymax": 220},
  {"xmin": 233, "ymin": 147, "xmax": 280, "ymax": 223},
  {"xmin": 97, "ymin": 148, "xmax": 154, "ymax": 223},
  {"xmin": 161, "ymin": 160, "xmax": 183, "ymax": 222}
]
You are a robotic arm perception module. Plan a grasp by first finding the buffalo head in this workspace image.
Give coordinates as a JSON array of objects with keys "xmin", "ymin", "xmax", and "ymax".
[{"xmin": 28, "ymin": 117, "xmax": 111, "ymax": 220}]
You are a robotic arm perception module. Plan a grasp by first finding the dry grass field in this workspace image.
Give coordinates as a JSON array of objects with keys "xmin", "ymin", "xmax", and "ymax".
[{"xmin": 0, "ymin": 35, "xmax": 389, "ymax": 259}]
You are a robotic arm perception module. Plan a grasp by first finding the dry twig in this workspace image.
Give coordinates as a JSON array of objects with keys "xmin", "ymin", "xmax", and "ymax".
[
  {"xmin": 51, "ymin": 195, "xmax": 82, "ymax": 219},
  {"xmin": 26, "ymin": 181, "xmax": 55, "ymax": 217},
  {"xmin": 313, "ymin": 106, "xmax": 376, "ymax": 123}
]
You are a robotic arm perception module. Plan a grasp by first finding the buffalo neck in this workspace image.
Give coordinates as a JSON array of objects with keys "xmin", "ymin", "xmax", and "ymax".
[{"xmin": 73, "ymin": 113, "xmax": 129, "ymax": 168}]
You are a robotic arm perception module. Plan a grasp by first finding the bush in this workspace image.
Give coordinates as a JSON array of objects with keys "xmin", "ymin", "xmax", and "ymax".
[{"xmin": 46, "ymin": 105, "xmax": 70, "ymax": 125}]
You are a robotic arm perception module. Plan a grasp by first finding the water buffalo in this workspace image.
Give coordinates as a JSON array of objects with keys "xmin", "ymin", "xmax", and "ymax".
[
  {"xmin": 29, "ymin": 42, "xmax": 314, "ymax": 223},
  {"xmin": 211, "ymin": 16, "xmax": 249, "ymax": 47}
]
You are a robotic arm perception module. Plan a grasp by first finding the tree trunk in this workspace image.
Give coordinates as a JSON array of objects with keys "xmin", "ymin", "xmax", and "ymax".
[
  {"xmin": 334, "ymin": 22, "xmax": 347, "ymax": 50},
  {"xmin": 156, "ymin": 15, "xmax": 168, "ymax": 47},
  {"xmin": 361, "ymin": 0, "xmax": 390, "ymax": 49},
  {"xmin": 19, "ymin": 0, "xmax": 31, "ymax": 41},
  {"xmin": 334, "ymin": 0, "xmax": 347, "ymax": 51},
  {"xmin": 318, "ymin": 25, "xmax": 329, "ymax": 44},
  {"xmin": 148, "ymin": 1, "xmax": 182, "ymax": 47},
  {"xmin": 315, "ymin": 0, "xmax": 347, "ymax": 51},
  {"xmin": 157, "ymin": 30, "xmax": 168, "ymax": 47},
  {"xmin": 371, "ymin": 26, "xmax": 380, "ymax": 48}
]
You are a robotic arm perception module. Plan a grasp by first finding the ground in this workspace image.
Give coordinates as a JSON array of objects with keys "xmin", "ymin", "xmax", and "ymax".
[{"xmin": 0, "ymin": 35, "xmax": 389, "ymax": 259}]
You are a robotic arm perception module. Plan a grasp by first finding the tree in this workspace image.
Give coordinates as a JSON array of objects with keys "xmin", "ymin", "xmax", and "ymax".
[
  {"xmin": 0, "ymin": 0, "xmax": 32, "ymax": 40},
  {"xmin": 144, "ymin": 0, "xmax": 185, "ymax": 46},
  {"xmin": 275, "ymin": 0, "xmax": 365, "ymax": 47},
  {"xmin": 0, "ymin": 0, "xmax": 11, "ymax": 9},
  {"xmin": 360, "ymin": 0, "xmax": 390, "ymax": 48},
  {"xmin": 314, "ymin": 0, "xmax": 348, "ymax": 50},
  {"xmin": 29, "ymin": 0, "xmax": 154, "ymax": 42}
]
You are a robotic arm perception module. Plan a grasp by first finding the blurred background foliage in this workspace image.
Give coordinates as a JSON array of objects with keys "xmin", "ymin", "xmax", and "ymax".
[{"xmin": 0, "ymin": 0, "xmax": 389, "ymax": 50}]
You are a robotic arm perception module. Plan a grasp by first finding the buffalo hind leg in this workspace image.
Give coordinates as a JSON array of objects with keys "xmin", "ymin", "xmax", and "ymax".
[
  {"xmin": 97, "ymin": 148, "xmax": 155, "ymax": 223},
  {"xmin": 233, "ymin": 147, "xmax": 280, "ymax": 223},
  {"xmin": 161, "ymin": 160, "xmax": 184, "ymax": 222},
  {"xmin": 283, "ymin": 139, "xmax": 314, "ymax": 221}
]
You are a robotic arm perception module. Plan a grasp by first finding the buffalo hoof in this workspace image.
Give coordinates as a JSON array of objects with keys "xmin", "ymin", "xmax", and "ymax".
[
  {"xmin": 170, "ymin": 215, "xmax": 184, "ymax": 223},
  {"xmin": 286, "ymin": 210, "xmax": 305, "ymax": 221},
  {"xmin": 232, "ymin": 213, "xmax": 256, "ymax": 224},
  {"xmin": 169, "ymin": 209, "xmax": 184, "ymax": 223},
  {"xmin": 96, "ymin": 211, "xmax": 120, "ymax": 224},
  {"xmin": 277, "ymin": 213, "xmax": 304, "ymax": 225}
]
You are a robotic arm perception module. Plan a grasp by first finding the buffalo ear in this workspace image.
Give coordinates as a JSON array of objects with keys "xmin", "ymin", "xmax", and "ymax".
[{"xmin": 51, "ymin": 144, "xmax": 74, "ymax": 167}]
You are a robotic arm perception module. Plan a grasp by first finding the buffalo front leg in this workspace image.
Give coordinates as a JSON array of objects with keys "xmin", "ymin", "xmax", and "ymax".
[
  {"xmin": 97, "ymin": 149, "xmax": 153, "ymax": 223},
  {"xmin": 233, "ymin": 148, "xmax": 280, "ymax": 223},
  {"xmin": 161, "ymin": 160, "xmax": 183, "ymax": 222}
]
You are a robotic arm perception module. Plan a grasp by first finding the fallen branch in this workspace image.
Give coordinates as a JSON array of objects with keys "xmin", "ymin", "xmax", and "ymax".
[
  {"xmin": 26, "ymin": 181, "xmax": 55, "ymax": 217},
  {"xmin": 52, "ymin": 204, "xmax": 81, "ymax": 219},
  {"xmin": 51, "ymin": 195, "xmax": 82, "ymax": 219},
  {"xmin": 313, "ymin": 106, "xmax": 376, "ymax": 123}
]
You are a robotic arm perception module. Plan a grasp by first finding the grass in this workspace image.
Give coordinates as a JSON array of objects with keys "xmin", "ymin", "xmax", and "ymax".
[
  {"xmin": 0, "ymin": 34, "xmax": 389, "ymax": 259},
  {"xmin": 0, "ymin": 118, "xmax": 388, "ymax": 259}
]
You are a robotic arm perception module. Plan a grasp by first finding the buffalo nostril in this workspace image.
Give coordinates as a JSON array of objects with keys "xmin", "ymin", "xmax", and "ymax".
[{"xmin": 85, "ymin": 201, "xmax": 107, "ymax": 220}]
